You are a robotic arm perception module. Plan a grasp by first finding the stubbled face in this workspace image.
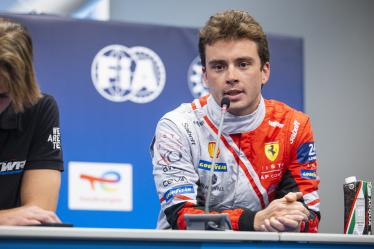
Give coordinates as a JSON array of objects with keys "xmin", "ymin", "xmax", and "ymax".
[
  {"xmin": 203, "ymin": 38, "xmax": 270, "ymax": 116},
  {"xmin": 0, "ymin": 82, "xmax": 11, "ymax": 114}
]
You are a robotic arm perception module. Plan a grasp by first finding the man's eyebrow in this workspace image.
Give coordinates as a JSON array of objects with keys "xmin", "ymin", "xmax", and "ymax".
[
  {"xmin": 207, "ymin": 59, "xmax": 226, "ymax": 66},
  {"xmin": 235, "ymin": 56, "xmax": 255, "ymax": 62}
]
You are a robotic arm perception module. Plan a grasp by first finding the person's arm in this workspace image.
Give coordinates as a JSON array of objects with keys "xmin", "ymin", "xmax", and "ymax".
[
  {"xmin": 261, "ymin": 114, "xmax": 320, "ymax": 233},
  {"xmin": 0, "ymin": 206, "xmax": 61, "ymax": 226},
  {"xmin": 167, "ymin": 188, "xmax": 309, "ymax": 232},
  {"xmin": 21, "ymin": 169, "xmax": 61, "ymax": 211},
  {"xmin": 25, "ymin": 95, "xmax": 64, "ymax": 208},
  {"xmin": 0, "ymin": 96, "xmax": 64, "ymax": 226},
  {"xmin": 0, "ymin": 169, "xmax": 61, "ymax": 225}
]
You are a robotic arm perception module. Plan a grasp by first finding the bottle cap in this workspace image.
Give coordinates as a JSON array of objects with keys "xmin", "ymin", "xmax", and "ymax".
[{"xmin": 345, "ymin": 176, "xmax": 357, "ymax": 184}]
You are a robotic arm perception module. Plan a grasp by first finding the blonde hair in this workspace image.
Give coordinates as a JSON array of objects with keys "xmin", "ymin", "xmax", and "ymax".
[
  {"xmin": 0, "ymin": 18, "xmax": 41, "ymax": 113},
  {"xmin": 199, "ymin": 10, "xmax": 270, "ymax": 69}
]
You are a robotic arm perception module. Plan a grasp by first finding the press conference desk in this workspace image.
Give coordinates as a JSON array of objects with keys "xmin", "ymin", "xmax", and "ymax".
[{"xmin": 0, "ymin": 226, "xmax": 373, "ymax": 249}]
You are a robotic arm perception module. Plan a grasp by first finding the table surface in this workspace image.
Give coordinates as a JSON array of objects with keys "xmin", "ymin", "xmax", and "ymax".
[{"xmin": 0, "ymin": 226, "xmax": 373, "ymax": 244}]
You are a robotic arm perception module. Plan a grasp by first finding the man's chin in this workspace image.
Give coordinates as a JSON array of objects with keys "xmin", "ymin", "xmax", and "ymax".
[
  {"xmin": 227, "ymin": 105, "xmax": 245, "ymax": 116},
  {"xmin": 227, "ymin": 102, "xmax": 259, "ymax": 116}
]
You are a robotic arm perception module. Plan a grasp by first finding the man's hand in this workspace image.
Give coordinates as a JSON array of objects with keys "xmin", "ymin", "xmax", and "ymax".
[
  {"xmin": 0, "ymin": 205, "xmax": 61, "ymax": 226},
  {"xmin": 254, "ymin": 192, "xmax": 309, "ymax": 232}
]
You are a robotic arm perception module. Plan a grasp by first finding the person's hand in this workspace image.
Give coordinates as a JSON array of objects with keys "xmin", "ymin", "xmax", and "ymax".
[
  {"xmin": 284, "ymin": 192, "xmax": 303, "ymax": 202},
  {"xmin": 260, "ymin": 214, "xmax": 306, "ymax": 232},
  {"xmin": 0, "ymin": 205, "xmax": 61, "ymax": 226},
  {"xmin": 260, "ymin": 192, "xmax": 307, "ymax": 232},
  {"xmin": 254, "ymin": 192, "xmax": 309, "ymax": 232}
]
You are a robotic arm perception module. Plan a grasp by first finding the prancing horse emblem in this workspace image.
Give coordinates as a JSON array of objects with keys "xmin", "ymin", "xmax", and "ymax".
[{"xmin": 264, "ymin": 142, "xmax": 279, "ymax": 161}]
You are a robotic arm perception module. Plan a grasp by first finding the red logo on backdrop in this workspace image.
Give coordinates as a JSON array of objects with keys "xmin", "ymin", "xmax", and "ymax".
[{"xmin": 80, "ymin": 171, "xmax": 121, "ymax": 191}]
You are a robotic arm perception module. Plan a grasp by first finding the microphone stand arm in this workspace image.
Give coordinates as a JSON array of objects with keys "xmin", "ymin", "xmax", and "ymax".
[{"xmin": 205, "ymin": 105, "xmax": 227, "ymax": 213}]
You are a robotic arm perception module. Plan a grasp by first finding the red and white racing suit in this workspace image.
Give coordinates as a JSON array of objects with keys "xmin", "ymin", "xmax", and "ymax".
[{"xmin": 151, "ymin": 95, "xmax": 320, "ymax": 232}]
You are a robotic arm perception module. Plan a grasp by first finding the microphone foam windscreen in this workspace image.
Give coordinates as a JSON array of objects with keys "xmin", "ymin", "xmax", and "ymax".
[{"xmin": 220, "ymin": 97, "xmax": 230, "ymax": 109}]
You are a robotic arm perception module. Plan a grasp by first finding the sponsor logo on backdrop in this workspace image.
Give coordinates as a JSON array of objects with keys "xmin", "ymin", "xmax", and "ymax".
[
  {"xmin": 68, "ymin": 161, "xmax": 132, "ymax": 211},
  {"xmin": 264, "ymin": 142, "xmax": 280, "ymax": 162},
  {"xmin": 187, "ymin": 56, "xmax": 209, "ymax": 98},
  {"xmin": 80, "ymin": 171, "xmax": 121, "ymax": 192},
  {"xmin": 91, "ymin": 44, "xmax": 166, "ymax": 103}
]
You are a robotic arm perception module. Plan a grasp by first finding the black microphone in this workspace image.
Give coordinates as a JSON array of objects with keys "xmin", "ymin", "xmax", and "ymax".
[
  {"xmin": 220, "ymin": 97, "xmax": 230, "ymax": 109},
  {"xmin": 205, "ymin": 97, "xmax": 230, "ymax": 214}
]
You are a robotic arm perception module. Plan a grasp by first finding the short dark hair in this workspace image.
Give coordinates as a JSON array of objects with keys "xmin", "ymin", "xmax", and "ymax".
[{"xmin": 199, "ymin": 10, "xmax": 270, "ymax": 69}]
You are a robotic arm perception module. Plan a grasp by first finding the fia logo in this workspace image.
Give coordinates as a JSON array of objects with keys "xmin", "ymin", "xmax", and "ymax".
[
  {"xmin": 264, "ymin": 142, "xmax": 279, "ymax": 162},
  {"xmin": 91, "ymin": 45, "xmax": 166, "ymax": 103},
  {"xmin": 187, "ymin": 56, "xmax": 209, "ymax": 98}
]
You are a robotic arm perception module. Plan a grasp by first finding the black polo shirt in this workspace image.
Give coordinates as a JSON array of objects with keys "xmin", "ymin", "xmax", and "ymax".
[{"xmin": 0, "ymin": 94, "xmax": 63, "ymax": 209}]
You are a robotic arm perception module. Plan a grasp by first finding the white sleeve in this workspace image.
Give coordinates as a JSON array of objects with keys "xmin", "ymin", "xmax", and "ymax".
[{"xmin": 151, "ymin": 118, "xmax": 199, "ymax": 211}]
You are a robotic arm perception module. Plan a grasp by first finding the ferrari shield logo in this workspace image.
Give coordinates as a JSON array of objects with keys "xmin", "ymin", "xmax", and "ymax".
[{"xmin": 265, "ymin": 142, "xmax": 279, "ymax": 161}]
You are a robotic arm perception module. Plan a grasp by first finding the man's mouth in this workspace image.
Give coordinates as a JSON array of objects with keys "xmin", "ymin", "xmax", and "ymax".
[{"xmin": 224, "ymin": 89, "xmax": 243, "ymax": 96}]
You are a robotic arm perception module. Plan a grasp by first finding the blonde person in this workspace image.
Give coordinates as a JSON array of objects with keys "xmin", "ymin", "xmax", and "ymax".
[{"xmin": 0, "ymin": 18, "xmax": 62, "ymax": 225}]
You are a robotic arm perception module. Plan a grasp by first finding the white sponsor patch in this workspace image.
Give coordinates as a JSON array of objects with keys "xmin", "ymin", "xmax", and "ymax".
[
  {"xmin": 290, "ymin": 120, "xmax": 300, "ymax": 144},
  {"xmin": 268, "ymin": 120, "xmax": 284, "ymax": 128}
]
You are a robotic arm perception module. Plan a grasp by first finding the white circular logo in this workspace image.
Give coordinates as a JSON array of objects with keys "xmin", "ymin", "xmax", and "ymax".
[
  {"xmin": 187, "ymin": 56, "xmax": 209, "ymax": 99},
  {"xmin": 91, "ymin": 45, "xmax": 166, "ymax": 103}
]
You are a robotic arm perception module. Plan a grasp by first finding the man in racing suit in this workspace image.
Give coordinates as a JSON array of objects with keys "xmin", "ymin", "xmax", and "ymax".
[{"xmin": 151, "ymin": 10, "xmax": 320, "ymax": 232}]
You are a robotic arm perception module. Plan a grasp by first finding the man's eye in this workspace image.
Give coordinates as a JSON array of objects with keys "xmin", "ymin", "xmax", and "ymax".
[
  {"xmin": 212, "ymin": 64, "xmax": 225, "ymax": 71},
  {"xmin": 239, "ymin": 61, "xmax": 250, "ymax": 68}
]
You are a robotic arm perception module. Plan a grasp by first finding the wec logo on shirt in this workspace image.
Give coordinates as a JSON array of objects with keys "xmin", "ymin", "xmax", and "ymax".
[
  {"xmin": 297, "ymin": 142, "xmax": 317, "ymax": 163},
  {"xmin": 0, "ymin": 160, "xmax": 26, "ymax": 175}
]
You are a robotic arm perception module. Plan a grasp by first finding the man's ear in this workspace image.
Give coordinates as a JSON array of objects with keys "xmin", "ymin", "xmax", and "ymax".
[
  {"xmin": 202, "ymin": 66, "xmax": 208, "ymax": 85},
  {"xmin": 261, "ymin": 62, "xmax": 270, "ymax": 86}
]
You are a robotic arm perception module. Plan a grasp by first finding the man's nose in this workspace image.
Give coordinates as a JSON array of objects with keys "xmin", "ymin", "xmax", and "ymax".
[{"xmin": 225, "ymin": 65, "xmax": 239, "ymax": 85}]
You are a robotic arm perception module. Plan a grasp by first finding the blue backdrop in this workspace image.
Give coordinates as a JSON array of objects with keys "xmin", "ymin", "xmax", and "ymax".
[{"xmin": 0, "ymin": 13, "xmax": 304, "ymax": 228}]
